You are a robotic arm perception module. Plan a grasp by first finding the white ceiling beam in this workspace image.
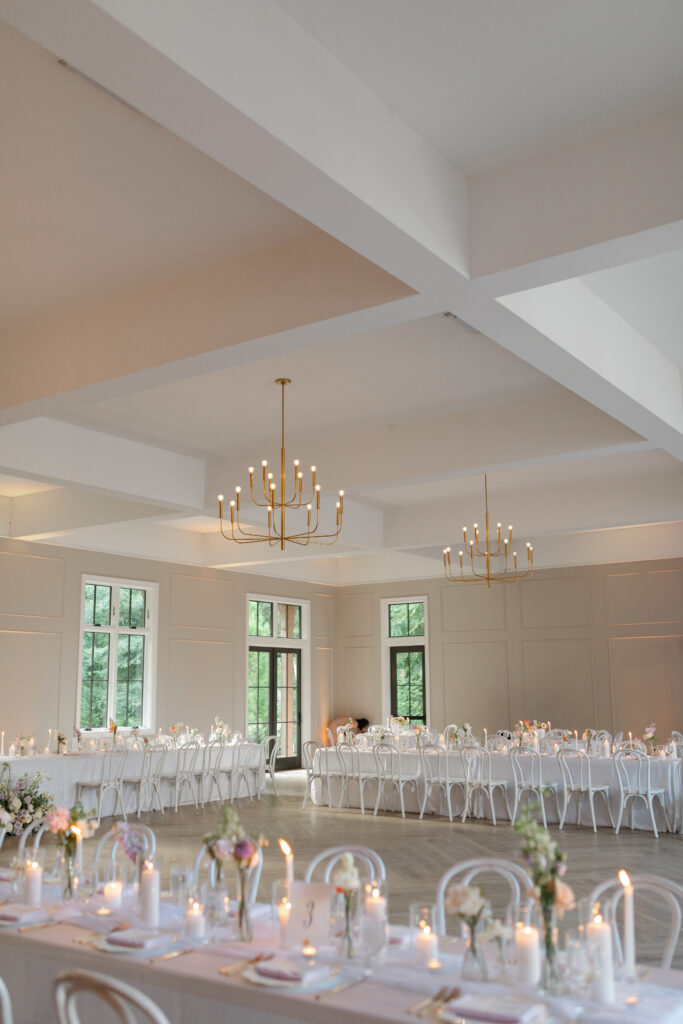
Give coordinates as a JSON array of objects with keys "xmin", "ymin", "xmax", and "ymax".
[
  {"xmin": 0, "ymin": 419, "xmax": 205, "ymax": 508},
  {"xmin": 7, "ymin": 489, "xmax": 169, "ymax": 540}
]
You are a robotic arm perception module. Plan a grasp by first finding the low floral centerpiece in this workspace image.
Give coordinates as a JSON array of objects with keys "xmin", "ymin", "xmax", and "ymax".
[
  {"xmin": 45, "ymin": 801, "xmax": 98, "ymax": 898},
  {"xmin": 514, "ymin": 805, "xmax": 575, "ymax": 992},
  {"xmin": 642, "ymin": 722, "xmax": 658, "ymax": 755},
  {"xmin": 0, "ymin": 763, "xmax": 52, "ymax": 837},
  {"xmin": 203, "ymin": 806, "xmax": 263, "ymax": 940}
]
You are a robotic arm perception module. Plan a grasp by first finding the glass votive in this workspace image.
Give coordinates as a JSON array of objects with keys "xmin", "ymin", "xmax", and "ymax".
[
  {"xmin": 185, "ymin": 898, "xmax": 207, "ymax": 940},
  {"xmin": 410, "ymin": 902, "xmax": 439, "ymax": 966},
  {"xmin": 272, "ymin": 879, "xmax": 292, "ymax": 947},
  {"xmin": 362, "ymin": 880, "xmax": 389, "ymax": 963},
  {"xmin": 201, "ymin": 881, "xmax": 230, "ymax": 935},
  {"xmin": 170, "ymin": 864, "xmax": 195, "ymax": 906}
]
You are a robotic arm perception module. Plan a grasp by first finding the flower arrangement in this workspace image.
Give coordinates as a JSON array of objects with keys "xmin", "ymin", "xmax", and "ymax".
[
  {"xmin": 15, "ymin": 736, "xmax": 33, "ymax": 756},
  {"xmin": 582, "ymin": 729, "xmax": 592, "ymax": 742},
  {"xmin": 0, "ymin": 763, "xmax": 52, "ymax": 836},
  {"xmin": 445, "ymin": 883, "xmax": 489, "ymax": 980},
  {"xmin": 111, "ymin": 821, "xmax": 147, "ymax": 864},
  {"xmin": 642, "ymin": 722, "xmax": 658, "ymax": 754},
  {"xmin": 56, "ymin": 732, "xmax": 67, "ymax": 752},
  {"xmin": 213, "ymin": 716, "xmax": 229, "ymax": 737},
  {"xmin": 203, "ymin": 806, "xmax": 264, "ymax": 940},
  {"xmin": 108, "ymin": 719, "xmax": 117, "ymax": 738},
  {"xmin": 513, "ymin": 805, "xmax": 575, "ymax": 990},
  {"xmin": 45, "ymin": 801, "xmax": 98, "ymax": 897},
  {"xmin": 333, "ymin": 852, "xmax": 360, "ymax": 958}
]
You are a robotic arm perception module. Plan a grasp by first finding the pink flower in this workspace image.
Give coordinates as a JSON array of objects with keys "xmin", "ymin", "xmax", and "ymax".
[
  {"xmin": 234, "ymin": 838, "xmax": 256, "ymax": 863},
  {"xmin": 211, "ymin": 838, "xmax": 234, "ymax": 861},
  {"xmin": 557, "ymin": 861, "xmax": 567, "ymax": 877},
  {"xmin": 46, "ymin": 807, "xmax": 70, "ymax": 834}
]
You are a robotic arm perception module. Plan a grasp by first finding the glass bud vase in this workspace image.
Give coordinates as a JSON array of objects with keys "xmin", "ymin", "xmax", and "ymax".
[
  {"xmin": 237, "ymin": 867, "xmax": 252, "ymax": 942},
  {"xmin": 539, "ymin": 904, "xmax": 562, "ymax": 995},
  {"xmin": 461, "ymin": 923, "xmax": 488, "ymax": 982},
  {"xmin": 333, "ymin": 890, "xmax": 359, "ymax": 959},
  {"xmin": 60, "ymin": 851, "xmax": 76, "ymax": 900}
]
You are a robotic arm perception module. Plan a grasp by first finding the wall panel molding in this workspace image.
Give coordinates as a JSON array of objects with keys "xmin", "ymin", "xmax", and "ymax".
[
  {"xmin": 0, "ymin": 550, "xmax": 65, "ymax": 619},
  {"xmin": 170, "ymin": 573, "xmax": 235, "ymax": 630}
]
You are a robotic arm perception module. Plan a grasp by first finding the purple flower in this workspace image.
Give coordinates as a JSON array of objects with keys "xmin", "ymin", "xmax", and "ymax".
[
  {"xmin": 557, "ymin": 862, "xmax": 567, "ymax": 877},
  {"xmin": 234, "ymin": 839, "xmax": 255, "ymax": 862}
]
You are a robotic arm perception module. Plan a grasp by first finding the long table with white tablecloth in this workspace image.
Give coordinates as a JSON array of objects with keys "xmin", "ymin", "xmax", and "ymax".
[
  {"xmin": 2, "ymin": 744, "xmax": 263, "ymax": 817},
  {"xmin": 312, "ymin": 747, "xmax": 681, "ymax": 831}
]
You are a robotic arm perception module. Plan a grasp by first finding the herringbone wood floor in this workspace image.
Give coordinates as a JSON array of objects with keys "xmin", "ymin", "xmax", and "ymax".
[{"xmin": 3, "ymin": 771, "xmax": 682, "ymax": 965}]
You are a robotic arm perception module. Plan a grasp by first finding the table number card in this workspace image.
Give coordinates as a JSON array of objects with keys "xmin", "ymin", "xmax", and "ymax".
[{"xmin": 285, "ymin": 881, "xmax": 333, "ymax": 948}]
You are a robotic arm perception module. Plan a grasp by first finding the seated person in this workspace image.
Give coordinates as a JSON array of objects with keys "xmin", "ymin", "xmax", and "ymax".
[{"xmin": 327, "ymin": 716, "xmax": 370, "ymax": 742}]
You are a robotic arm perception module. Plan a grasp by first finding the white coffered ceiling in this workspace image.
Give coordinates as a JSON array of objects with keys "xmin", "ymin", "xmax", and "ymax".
[{"xmin": 0, "ymin": 1, "xmax": 681, "ymax": 585}]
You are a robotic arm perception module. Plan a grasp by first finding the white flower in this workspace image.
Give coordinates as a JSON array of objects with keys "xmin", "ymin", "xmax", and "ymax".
[
  {"xmin": 0, "ymin": 808, "xmax": 11, "ymax": 827},
  {"xmin": 554, "ymin": 879, "xmax": 576, "ymax": 919},
  {"xmin": 481, "ymin": 919, "xmax": 512, "ymax": 944},
  {"xmin": 445, "ymin": 883, "xmax": 486, "ymax": 919},
  {"xmin": 333, "ymin": 852, "xmax": 360, "ymax": 892},
  {"xmin": 10, "ymin": 797, "xmax": 20, "ymax": 812}
]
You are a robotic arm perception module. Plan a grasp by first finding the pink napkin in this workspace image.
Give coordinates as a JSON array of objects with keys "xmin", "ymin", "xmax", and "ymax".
[
  {"xmin": 105, "ymin": 929, "xmax": 168, "ymax": 950},
  {"xmin": 254, "ymin": 959, "xmax": 332, "ymax": 986},
  {"xmin": 445, "ymin": 994, "xmax": 545, "ymax": 1023},
  {"xmin": 0, "ymin": 904, "xmax": 46, "ymax": 924}
]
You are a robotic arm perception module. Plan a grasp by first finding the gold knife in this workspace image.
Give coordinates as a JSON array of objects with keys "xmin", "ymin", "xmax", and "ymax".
[
  {"xmin": 314, "ymin": 972, "xmax": 370, "ymax": 1000},
  {"xmin": 18, "ymin": 920, "xmax": 57, "ymax": 932},
  {"xmin": 149, "ymin": 946, "xmax": 199, "ymax": 963}
]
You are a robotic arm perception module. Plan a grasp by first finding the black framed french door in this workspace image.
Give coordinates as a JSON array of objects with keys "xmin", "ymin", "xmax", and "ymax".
[
  {"xmin": 389, "ymin": 645, "xmax": 426, "ymax": 725},
  {"xmin": 248, "ymin": 647, "xmax": 301, "ymax": 770}
]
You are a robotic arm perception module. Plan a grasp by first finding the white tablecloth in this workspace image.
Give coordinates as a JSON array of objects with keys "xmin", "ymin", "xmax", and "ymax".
[
  {"xmin": 3, "ymin": 745, "xmax": 263, "ymax": 816},
  {"xmin": 1, "ymin": 913, "xmax": 682, "ymax": 1024},
  {"xmin": 313, "ymin": 748, "xmax": 681, "ymax": 831}
]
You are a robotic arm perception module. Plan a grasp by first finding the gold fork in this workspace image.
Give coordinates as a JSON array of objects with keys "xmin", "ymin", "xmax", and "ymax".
[
  {"xmin": 219, "ymin": 952, "xmax": 274, "ymax": 976},
  {"xmin": 415, "ymin": 986, "xmax": 460, "ymax": 1018},
  {"xmin": 408, "ymin": 987, "xmax": 447, "ymax": 1016}
]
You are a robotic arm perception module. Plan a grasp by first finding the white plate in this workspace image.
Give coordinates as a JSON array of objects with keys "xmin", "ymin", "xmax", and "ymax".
[
  {"xmin": 91, "ymin": 932, "xmax": 177, "ymax": 956},
  {"xmin": 242, "ymin": 964, "xmax": 342, "ymax": 991}
]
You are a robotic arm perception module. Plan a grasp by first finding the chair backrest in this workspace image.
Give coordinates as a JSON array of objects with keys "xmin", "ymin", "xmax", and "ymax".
[
  {"xmin": 93, "ymin": 823, "xmax": 156, "ymax": 883},
  {"xmin": 18, "ymin": 819, "xmax": 48, "ymax": 860},
  {"xmin": 263, "ymin": 735, "xmax": 279, "ymax": 772},
  {"xmin": 193, "ymin": 842, "xmax": 263, "ymax": 903},
  {"xmin": 617, "ymin": 739, "xmax": 647, "ymax": 754},
  {"xmin": 672, "ymin": 730, "xmax": 683, "ymax": 743},
  {"xmin": 593, "ymin": 729, "xmax": 612, "ymax": 743},
  {"xmin": 336, "ymin": 741, "xmax": 359, "ymax": 779},
  {"xmin": 0, "ymin": 976, "xmax": 12, "ymax": 1024},
  {"xmin": 177, "ymin": 741, "xmax": 200, "ymax": 775},
  {"xmin": 588, "ymin": 874, "xmax": 683, "ymax": 969},
  {"xmin": 464, "ymin": 745, "xmax": 497, "ymax": 785},
  {"xmin": 302, "ymin": 740, "xmax": 324, "ymax": 771},
  {"xmin": 326, "ymin": 727, "xmax": 335, "ymax": 746},
  {"xmin": 557, "ymin": 748, "xmax": 592, "ymax": 790},
  {"xmin": 419, "ymin": 743, "xmax": 448, "ymax": 785},
  {"xmin": 435, "ymin": 858, "xmax": 533, "ymax": 935},
  {"xmin": 304, "ymin": 845, "xmax": 386, "ymax": 883},
  {"xmin": 54, "ymin": 969, "xmax": 171, "ymax": 1024},
  {"xmin": 373, "ymin": 741, "xmax": 401, "ymax": 781},
  {"xmin": 510, "ymin": 745, "xmax": 543, "ymax": 789},
  {"xmin": 202, "ymin": 738, "xmax": 225, "ymax": 772},
  {"xmin": 614, "ymin": 748, "xmax": 652, "ymax": 794},
  {"xmin": 613, "ymin": 731, "xmax": 623, "ymax": 747},
  {"xmin": 146, "ymin": 745, "xmax": 167, "ymax": 782}
]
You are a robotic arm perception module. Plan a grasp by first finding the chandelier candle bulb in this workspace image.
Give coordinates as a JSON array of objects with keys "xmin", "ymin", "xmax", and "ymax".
[
  {"xmin": 24, "ymin": 860, "xmax": 43, "ymax": 908},
  {"xmin": 619, "ymin": 871, "xmax": 636, "ymax": 980},
  {"xmin": 515, "ymin": 925, "xmax": 541, "ymax": 985},
  {"xmin": 140, "ymin": 860, "xmax": 160, "ymax": 929},
  {"xmin": 186, "ymin": 901, "xmax": 206, "ymax": 940}
]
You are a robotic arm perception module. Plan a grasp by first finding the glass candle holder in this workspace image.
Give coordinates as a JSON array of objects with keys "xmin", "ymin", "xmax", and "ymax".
[
  {"xmin": 361, "ymin": 880, "xmax": 388, "ymax": 963},
  {"xmin": 272, "ymin": 879, "xmax": 292, "ymax": 948},
  {"xmin": 410, "ymin": 902, "xmax": 439, "ymax": 966}
]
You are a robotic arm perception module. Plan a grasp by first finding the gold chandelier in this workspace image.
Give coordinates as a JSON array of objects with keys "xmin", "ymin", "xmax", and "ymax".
[
  {"xmin": 443, "ymin": 475, "xmax": 533, "ymax": 586},
  {"xmin": 217, "ymin": 378, "xmax": 344, "ymax": 550}
]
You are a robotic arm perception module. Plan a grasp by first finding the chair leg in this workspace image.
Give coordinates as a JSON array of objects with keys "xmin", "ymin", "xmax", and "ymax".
[
  {"xmin": 373, "ymin": 781, "xmax": 382, "ymax": 816},
  {"xmin": 576, "ymin": 790, "xmax": 581, "ymax": 827},
  {"xmin": 510, "ymin": 790, "xmax": 520, "ymax": 826},
  {"xmin": 588, "ymin": 790, "xmax": 597, "ymax": 833},
  {"xmin": 615, "ymin": 797, "xmax": 625, "ymax": 835},
  {"xmin": 540, "ymin": 789, "xmax": 548, "ymax": 829},
  {"xmin": 271, "ymin": 772, "xmax": 279, "ymax": 799},
  {"xmin": 648, "ymin": 794, "xmax": 659, "ymax": 838},
  {"xmin": 559, "ymin": 789, "xmax": 569, "ymax": 829},
  {"xmin": 489, "ymin": 785, "xmax": 497, "ymax": 827}
]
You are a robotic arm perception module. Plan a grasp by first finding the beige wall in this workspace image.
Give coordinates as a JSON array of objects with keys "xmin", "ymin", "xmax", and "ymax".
[
  {"xmin": 0, "ymin": 538, "xmax": 335, "ymax": 746},
  {"xmin": 334, "ymin": 559, "xmax": 683, "ymax": 738},
  {"xmin": 1, "ymin": 536, "xmax": 681, "ymax": 746}
]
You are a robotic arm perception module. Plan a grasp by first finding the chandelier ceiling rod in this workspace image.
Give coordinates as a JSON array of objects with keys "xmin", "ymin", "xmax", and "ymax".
[{"xmin": 217, "ymin": 378, "xmax": 344, "ymax": 550}]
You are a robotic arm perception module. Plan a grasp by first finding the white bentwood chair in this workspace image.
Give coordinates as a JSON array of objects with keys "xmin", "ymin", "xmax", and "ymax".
[
  {"xmin": 93, "ymin": 823, "xmax": 156, "ymax": 884},
  {"xmin": 614, "ymin": 748, "xmax": 671, "ymax": 837},
  {"xmin": 509, "ymin": 746, "xmax": 560, "ymax": 828},
  {"xmin": 435, "ymin": 858, "xmax": 534, "ymax": 936},
  {"xmin": 262, "ymin": 734, "xmax": 280, "ymax": 797},
  {"xmin": 123, "ymin": 745, "xmax": 167, "ymax": 817},
  {"xmin": 76, "ymin": 749, "xmax": 129, "ymax": 824},
  {"xmin": 161, "ymin": 741, "xmax": 200, "ymax": 812},
  {"xmin": 373, "ymin": 742, "xmax": 420, "ymax": 817},
  {"xmin": 302, "ymin": 740, "xmax": 327, "ymax": 808},
  {"xmin": 589, "ymin": 874, "xmax": 683, "ymax": 969},
  {"xmin": 196, "ymin": 739, "xmax": 225, "ymax": 807},
  {"xmin": 54, "ymin": 970, "xmax": 171, "ymax": 1024},
  {"xmin": 462, "ymin": 747, "xmax": 510, "ymax": 825},
  {"xmin": 335, "ymin": 742, "xmax": 377, "ymax": 814},
  {"xmin": 557, "ymin": 748, "xmax": 614, "ymax": 832},
  {"xmin": 304, "ymin": 845, "xmax": 386, "ymax": 883},
  {"xmin": 418, "ymin": 744, "xmax": 467, "ymax": 822},
  {"xmin": 0, "ymin": 976, "xmax": 13, "ymax": 1024}
]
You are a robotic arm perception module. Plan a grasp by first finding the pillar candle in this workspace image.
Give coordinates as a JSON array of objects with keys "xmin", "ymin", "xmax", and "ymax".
[
  {"xmin": 365, "ymin": 886, "xmax": 387, "ymax": 921},
  {"xmin": 103, "ymin": 880, "xmax": 123, "ymax": 909},
  {"xmin": 619, "ymin": 870, "xmax": 636, "ymax": 979},
  {"xmin": 278, "ymin": 838, "xmax": 294, "ymax": 885},
  {"xmin": 278, "ymin": 897, "xmax": 291, "ymax": 946},
  {"xmin": 185, "ymin": 901, "xmax": 206, "ymax": 939},
  {"xmin": 515, "ymin": 925, "xmax": 541, "ymax": 985},
  {"xmin": 416, "ymin": 924, "xmax": 438, "ymax": 965},
  {"xmin": 140, "ymin": 861, "xmax": 160, "ymax": 929},
  {"xmin": 24, "ymin": 860, "xmax": 43, "ymax": 908},
  {"xmin": 586, "ymin": 914, "xmax": 615, "ymax": 1003}
]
